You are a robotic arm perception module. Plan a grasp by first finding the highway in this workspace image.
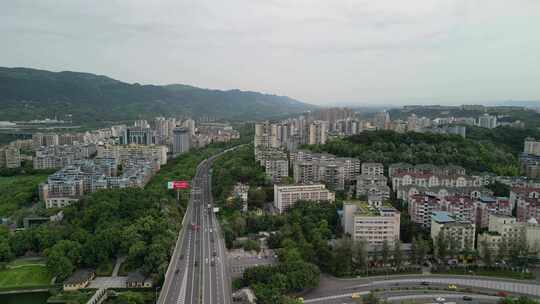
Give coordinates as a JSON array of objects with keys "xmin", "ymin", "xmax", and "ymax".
[
  {"xmin": 158, "ymin": 147, "xmax": 238, "ymax": 304},
  {"xmin": 304, "ymin": 275, "xmax": 540, "ymax": 303}
]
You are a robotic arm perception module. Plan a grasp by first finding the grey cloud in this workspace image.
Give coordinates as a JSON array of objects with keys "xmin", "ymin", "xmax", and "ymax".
[{"xmin": 0, "ymin": 0, "xmax": 539, "ymax": 105}]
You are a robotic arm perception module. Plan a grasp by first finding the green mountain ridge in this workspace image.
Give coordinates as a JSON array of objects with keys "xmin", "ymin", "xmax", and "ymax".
[{"xmin": 0, "ymin": 67, "xmax": 314, "ymax": 122}]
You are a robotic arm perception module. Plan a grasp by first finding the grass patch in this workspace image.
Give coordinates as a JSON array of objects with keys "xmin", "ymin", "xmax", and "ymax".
[
  {"xmin": 117, "ymin": 261, "xmax": 135, "ymax": 277},
  {"xmin": 105, "ymin": 291, "xmax": 155, "ymax": 304},
  {"xmin": 7, "ymin": 257, "xmax": 46, "ymax": 267},
  {"xmin": 0, "ymin": 261, "xmax": 52, "ymax": 288},
  {"xmin": 96, "ymin": 259, "xmax": 114, "ymax": 276}
]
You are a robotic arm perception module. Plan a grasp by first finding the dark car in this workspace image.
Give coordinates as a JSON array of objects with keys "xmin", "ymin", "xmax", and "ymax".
[
  {"xmin": 421, "ymin": 281, "xmax": 430, "ymax": 286},
  {"xmin": 195, "ymin": 261, "xmax": 199, "ymax": 267},
  {"xmin": 175, "ymin": 268, "xmax": 180, "ymax": 274},
  {"xmin": 463, "ymin": 296, "xmax": 473, "ymax": 301},
  {"xmin": 179, "ymin": 254, "xmax": 184, "ymax": 260},
  {"xmin": 213, "ymin": 251, "xmax": 217, "ymax": 256}
]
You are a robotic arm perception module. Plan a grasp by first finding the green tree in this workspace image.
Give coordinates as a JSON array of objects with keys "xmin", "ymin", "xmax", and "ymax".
[
  {"xmin": 0, "ymin": 238, "xmax": 13, "ymax": 262},
  {"xmin": 331, "ymin": 238, "xmax": 353, "ymax": 276},
  {"xmin": 435, "ymin": 233, "xmax": 448, "ymax": 262},
  {"xmin": 381, "ymin": 240, "xmax": 390, "ymax": 266},
  {"xmin": 393, "ymin": 240, "xmax": 403, "ymax": 268},
  {"xmin": 363, "ymin": 292, "xmax": 380, "ymax": 304},
  {"xmin": 480, "ymin": 239, "xmax": 493, "ymax": 267},
  {"xmin": 244, "ymin": 240, "xmax": 261, "ymax": 253},
  {"xmin": 248, "ymin": 188, "xmax": 267, "ymax": 209},
  {"xmin": 353, "ymin": 239, "xmax": 368, "ymax": 273},
  {"xmin": 46, "ymin": 251, "xmax": 75, "ymax": 281},
  {"xmin": 497, "ymin": 237, "xmax": 509, "ymax": 263}
]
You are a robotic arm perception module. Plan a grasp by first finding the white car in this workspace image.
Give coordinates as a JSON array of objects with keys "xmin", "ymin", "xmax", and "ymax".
[{"xmin": 435, "ymin": 297, "xmax": 446, "ymax": 302}]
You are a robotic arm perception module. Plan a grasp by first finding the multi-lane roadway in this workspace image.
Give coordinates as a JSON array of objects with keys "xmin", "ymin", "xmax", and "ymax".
[
  {"xmin": 304, "ymin": 275, "xmax": 540, "ymax": 303},
  {"xmin": 158, "ymin": 148, "xmax": 237, "ymax": 304}
]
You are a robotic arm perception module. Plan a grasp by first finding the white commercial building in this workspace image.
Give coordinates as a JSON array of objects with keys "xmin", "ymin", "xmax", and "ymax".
[
  {"xmin": 342, "ymin": 200, "xmax": 401, "ymax": 246},
  {"xmin": 273, "ymin": 184, "xmax": 335, "ymax": 213}
]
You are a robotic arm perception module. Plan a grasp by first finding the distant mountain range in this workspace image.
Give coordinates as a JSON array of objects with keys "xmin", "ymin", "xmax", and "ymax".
[{"xmin": 0, "ymin": 67, "xmax": 314, "ymax": 123}]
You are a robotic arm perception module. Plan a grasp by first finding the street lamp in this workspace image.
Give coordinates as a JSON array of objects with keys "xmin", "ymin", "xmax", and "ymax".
[{"xmin": 155, "ymin": 286, "xmax": 161, "ymax": 304}]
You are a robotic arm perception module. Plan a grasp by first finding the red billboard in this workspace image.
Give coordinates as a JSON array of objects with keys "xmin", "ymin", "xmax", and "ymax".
[{"xmin": 167, "ymin": 180, "xmax": 189, "ymax": 190}]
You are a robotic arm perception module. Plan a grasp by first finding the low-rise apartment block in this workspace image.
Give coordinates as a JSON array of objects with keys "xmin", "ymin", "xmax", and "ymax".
[
  {"xmin": 478, "ymin": 214, "xmax": 540, "ymax": 256},
  {"xmin": 273, "ymin": 184, "xmax": 335, "ymax": 213},
  {"xmin": 396, "ymin": 184, "xmax": 491, "ymax": 203},
  {"xmin": 33, "ymin": 144, "xmax": 97, "ymax": 169},
  {"xmin": 431, "ymin": 211, "xmax": 475, "ymax": 251},
  {"xmin": 511, "ymin": 187, "xmax": 540, "ymax": 223},
  {"xmin": 264, "ymin": 158, "xmax": 289, "ymax": 183},
  {"xmin": 356, "ymin": 163, "xmax": 390, "ymax": 206},
  {"xmin": 97, "ymin": 144, "xmax": 168, "ymax": 165},
  {"xmin": 409, "ymin": 194, "xmax": 477, "ymax": 227},
  {"xmin": 291, "ymin": 150, "xmax": 360, "ymax": 190},
  {"xmin": 40, "ymin": 154, "xmax": 160, "ymax": 208},
  {"xmin": 361, "ymin": 162, "xmax": 384, "ymax": 176},
  {"xmin": 254, "ymin": 148, "xmax": 289, "ymax": 183},
  {"xmin": 341, "ymin": 200, "xmax": 400, "ymax": 246}
]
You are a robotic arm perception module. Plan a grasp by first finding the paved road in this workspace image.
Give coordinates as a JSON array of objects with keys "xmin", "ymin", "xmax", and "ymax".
[
  {"xmin": 304, "ymin": 275, "xmax": 540, "ymax": 303},
  {"xmin": 158, "ymin": 147, "xmax": 238, "ymax": 304},
  {"xmin": 305, "ymin": 290, "xmax": 501, "ymax": 304}
]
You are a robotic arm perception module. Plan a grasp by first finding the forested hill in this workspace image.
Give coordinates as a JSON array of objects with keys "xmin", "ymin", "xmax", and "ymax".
[
  {"xmin": 306, "ymin": 130, "xmax": 520, "ymax": 176},
  {"xmin": 0, "ymin": 67, "xmax": 314, "ymax": 122}
]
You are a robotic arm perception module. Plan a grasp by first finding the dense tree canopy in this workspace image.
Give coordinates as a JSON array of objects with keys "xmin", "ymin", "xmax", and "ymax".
[{"xmin": 306, "ymin": 130, "xmax": 520, "ymax": 175}]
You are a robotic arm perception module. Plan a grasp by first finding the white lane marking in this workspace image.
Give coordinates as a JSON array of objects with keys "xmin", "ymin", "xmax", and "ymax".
[
  {"xmin": 189, "ymin": 205, "xmax": 199, "ymax": 304},
  {"xmin": 304, "ymin": 291, "xmax": 369, "ymax": 303},
  {"xmin": 162, "ymin": 200, "xmax": 193, "ymax": 304},
  {"xmin": 387, "ymin": 294, "xmax": 500, "ymax": 302}
]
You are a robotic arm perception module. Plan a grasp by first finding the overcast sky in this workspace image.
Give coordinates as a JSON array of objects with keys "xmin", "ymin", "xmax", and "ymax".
[{"xmin": 1, "ymin": 0, "xmax": 540, "ymax": 106}]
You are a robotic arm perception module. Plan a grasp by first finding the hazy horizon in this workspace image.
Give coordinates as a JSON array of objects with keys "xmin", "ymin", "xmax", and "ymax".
[{"xmin": 2, "ymin": 1, "xmax": 540, "ymax": 106}]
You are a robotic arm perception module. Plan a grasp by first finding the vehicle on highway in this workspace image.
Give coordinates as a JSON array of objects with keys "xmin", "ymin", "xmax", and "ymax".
[
  {"xmin": 195, "ymin": 260, "xmax": 199, "ymax": 267},
  {"xmin": 213, "ymin": 251, "xmax": 217, "ymax": 256},
  {"xmin": 175, "ymin": 268, "xmax": 179, "ymax": 274},
  {"xmin": 463, "ymin": 296, "xmax": 473, "ymax": 301},
  {"xmin": 497, "ymin": 291, "xmax": 508, "ymax": 297},
  {"xmin": 179, "ymin": 254, "xmax": 184, "ymax": 260},
  {"xmin": 448, "ymin": 284, "xmax": 457, "ymax": 290},
  {"xmin": 351, "ymin": 293, "xmax": 361, "ymax": 299},
  {"xmin": 421, "ymin": 281, "xmax": 429, "ymax": 286},
  {"xmin": 435, "ymin": 297, "xmax": 446, "ymax": 302}
]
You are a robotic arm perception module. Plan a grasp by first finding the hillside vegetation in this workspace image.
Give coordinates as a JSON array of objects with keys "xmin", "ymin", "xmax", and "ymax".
[
  {"xmin": 306, "ymin": 130, "xmax": 520, "ymax": 175},
  {"xmin": 0, "ymin": 67, "xmax": 313, "ymax": 122}
]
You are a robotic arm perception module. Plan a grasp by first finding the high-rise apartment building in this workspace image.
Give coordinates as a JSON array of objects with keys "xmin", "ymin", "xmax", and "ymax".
[
  {"xmin": 478, "ymin": 114, "xmax": 498, "ymax": 129},
  {"xmin": 120, "ymin": 127, "xmax": 154, "ymax": 145},
  {"xmin": 308, "ymin": 121, "xmax": 328, "ymax": 145},
  {"xmin": 524, "ymin": 138, "xmax": 540, "ymax": 156},
  {"xmin": 0, "ymin": 146, "xmax": 21, "ymax": 168},
  {"xmin": 172, "ymin": 127, "xmax": 191, "ymax": 155},
  {"xmin": 32, "ymin": 133, "xmax": 59, "ymax": 149}
]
